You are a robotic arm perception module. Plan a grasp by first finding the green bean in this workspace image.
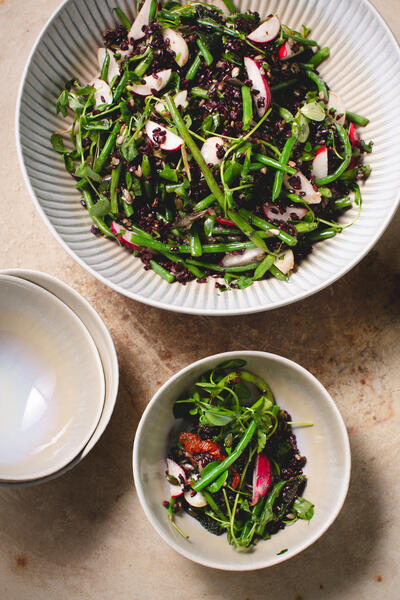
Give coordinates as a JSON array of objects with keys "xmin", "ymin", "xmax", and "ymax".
[
  {"xmin": 124, "ymin": 201, "xmax": 134, "ymax": 218},
  {"xmin": 334, "ymin": 196, "xmax": 352, "ymax": 211},
  {"xmin": 270, "ymin": 79, "xmax": 298, "ymax": 94},
  {"xmin": 100, "ymin": 52, "xmax": 110, "ymax": 82},
  {"xmin": 255, "ymin": 480, "xmax": 287, "ymax": 536},
  {"xmin": 110, "ymin": 163, "xmax": 121, "ymax": 214},
  {"xmin": 130, "ymin": 233, "xmax": 256, "ymax": 255},
  {"xmin": 239, "ymin": 208, "xmax": 297, "ymax": 247},
  {"xmin": 149, "ymin": 259, "xmax": 175, "ymax": 283},
  {"xmin": 254, "ymin": 154, "xmax": 296, "ymax": 174},
  {"xmin": 294, "ymin": 221, "xmax": 317, "ymax": 233},
  {"xmin": 141, "ymin": 154, "xmax": 152, "ymax": 199},
  {"xmin": 309, "ymin": 46, "xmax": 330, "ymax": 67},
  {"xmin": 192, "ymin": 420, "xmax": 257, "ymax": 492},
  {"xmin": 197, "ymin": 18, "xmax": 242, "ymax": 39},
  {"xmin": 308, "ymin": 227, "xmax": 338, "ymax": 242},
  {"xmin": 197, "ymin": 38, "xmax": 213, "ymax": 66},
  {"xmin": 345, "ymin": 111, "xmax": 370, "ymax": 127},
  {"xmin": 272, "ymin": 135, "xmax": 297, "ymax": 201},
  {"xmin": 186, "ymin": 52, "xmax": 202, "ymax": 80},
  {"xmin": 315, "ymin": 120, "xmax": 352, "ymax": 185},
  {"xmin": 283, "ymin": 32, "xmax": 318, "ymax": 46},
  {"xmin": 82, "ymin": 189, "xmax": 114, "ymax": 237},
  {"xmin": 190, "ymin": 230, "xmax": 202, "ymax": 257},
  {"xmin": 319, "ymin": 187, "xmax": 332, "ymax": 198},
  {"xmin": 113, "ymin": 8, "xmax": 131, "ymax": 30},
  {"xmin": 113, "ymin": 71, "xmax": 128, "ymax": 102},
  {"xmin": 269, "ymin": 265, "xmax": 288, "ymax": 281},
  {"xmin": 134, "ymin": 49, "xmax": 154, "ymax": 77},
  {"xmin": 204, "ymin": 214, "xmax": 215, "ymax": 237},
  {"xmin": 186, "ymin": 258, "xmax": 260, "ymax": 274},
  {"xmin": 149, "ymin": 0, "xmax": 158, "ymax": 21},
  {"xmin": 241, "ymin": 85, "xmax": 253, "ymax": 130},
  {"xmin": 226, "ymin": 211, "xmax": 268, "ymax": 252},
  {"xmin": 221, "ymin": 0, "xmax": 235, "ymax": 12},
  {"xmin": 254, "ymin": 254, "xmax": 275, "ymax": 279},
  {"xmin": 93, "ymin": 122, "xmax": 120, "ymax": 173},
  {"xmin": 191, "ymin": 87, "xmax": 209, "ymax": 99},
  {"xmin": 305, "ymin": 70, "xmax": 328, "ymax": 100},
  {"xmin": 194, "ymin": 194, "xmax": 216, "ymax": 211}
]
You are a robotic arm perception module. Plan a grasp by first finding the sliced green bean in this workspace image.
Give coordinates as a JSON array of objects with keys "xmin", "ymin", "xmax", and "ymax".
[
  {"xmin": 272, "ymin": 135, "xmax": 297, "ymax": 201},
  {"xmin": 194, "ymin": 194, "xmax": 216, "ymax": 211},
  {"xmin": 100, "ymin": 52, "xmax": 110, "ymax": 82},
  {"xmin": 283, "ymin": 32, "xmax": 318, "ymax": 46},
  {"xmin": 190, "ymin": 230, "xmax": 202, "ymax": 257},
  {"xmin": 113, "ymin": 71, "xmax": 128, "ymax": 102},
  {"xmin": 270, "ymin": 79, "xmax": 298, "ymax": 94},
  {"xmin": 197, "ymin": 38, "xmax": 213, "ymax": 66},
  {"xmin": 191, "ymin": 87, "xmax": 209, "ymax": 99},
  {"xmin": 239, "ymin": 208, "xmax": 298, "ymax": 247},
  {"xmin": 254, "ymin": 154, "xmax": 296, "ymax": 174},
  {"xmin": 113, "ymin": 8, "xmax": 131, "ymax": 30},
  {"xmin": 149, "ymin": 259, "xmax": 175, "ymax": 283},
  {"xmin": 241, "ymin": 85, "xmax": 253, "ymax": 130},
  {"xmin": 186, "ymin": 52, "xmax": 202, "ymax": 80},
  {"xmin": 134, "ymin": 49, "xmax": 154, "ymax": 77},
  {"xmin": 93, "ymin": 122, "xmax": 120, "ymax": 173},
  {"xmin": 253, "ymin": 254, "xmax": 275, "ymax": 280},
  {"xmin": 270, "ymin": 265, "xmax": 288, "ymax": 281},
  {"xmin": 294, "ymin": 221, "xmax": 318, "ymax": 233},
  {"xmin": 334, "ymin": 196, "xmax": 352, "ymax": 211},
  {"xmin": 309, "ymin": 46, "xmax": 330, "ymax": 67},
  {"xmin": 315, "ymin": 120, "xmax": 352, "ymax": 185},
  {"xmin": 305, "ymin": 70, "xmax": 328, "ymax": 100},
  {"xmin": 141, "ymin": 154, "xmax": 152, "ymax": 199},
  {"xmin": 345, "ymin": 111, "xmax": 370, "ymax": 127},
  {"xmin": 308, "ymin": 227, "xmax": 338, "ymax": 242},
  {"xmin": 110, "ymin": 163, "xmax": 121, "ymax": 214}
]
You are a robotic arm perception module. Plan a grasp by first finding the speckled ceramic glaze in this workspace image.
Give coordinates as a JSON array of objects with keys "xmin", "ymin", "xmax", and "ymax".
[{"xmin": 17, "ymin": 0, "xmax": 400, "ymax": 314}]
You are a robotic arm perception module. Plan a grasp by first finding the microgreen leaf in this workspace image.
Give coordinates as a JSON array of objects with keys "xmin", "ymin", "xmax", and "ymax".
[
  {"xmin": 293, "ymin": 497, "xmax": 314, "ymax": 520},
  {"xmin": 88, "ymin": 195, "xmax": 111, "ymax": 217},
  {"xmin": 50, "ymin": 134, "xmax": 69, "ymax": 154},
  {"xmin": 300, "ymin": 102, "xmax": 325, "ymax": 121}
]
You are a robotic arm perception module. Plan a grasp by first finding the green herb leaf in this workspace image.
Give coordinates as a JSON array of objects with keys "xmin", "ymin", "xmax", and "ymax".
[
  {"xmin": 88, "ymin": 194, "xmax": 111, "ymax": 217},
  {"xmin": 159, "ymin": 164, "xmax": 178, "ymax": 182},
  {"xmin": 292, "ymin": 111, "xmax": 309, "ymax": 142},
  {"xmin": 56, "ymin": 89, "xmax": 69, "ymax": 117},
  {"xmin": 82, "ymin": 117, "xmax": 113, "ymax": 131},
  {"xmin": 121, "ymin": 138, "xmax": 138, "ymax": 162},
  {"xmin": 74, "ymin": 162, "xmax": 102, "ymax": 182},
  {"xmin": 202, "ymin": 411, "xmax": 233, "ymax": 426},
  {"xmin": 300, "ymin": 101, "xmax": 325, "ymax": 121},
  {"xmin": 50, "ymin": 134, "xmax": 69, "ymax": 154},
  {"xmin": 293, "ymin": 497, "xmax": 314, "ymax": 520}
]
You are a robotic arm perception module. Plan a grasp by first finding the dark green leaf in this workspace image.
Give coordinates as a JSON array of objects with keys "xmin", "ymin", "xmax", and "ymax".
[
  {"xmin": 218, "ymin": 359, "xmax": 247, "ymax": 369},
  {"xmin": 68, "ymin": 95, "xmax": 86, "ymax": 114},
  {"xmin": 63, "ymin": 154, "xmax": 75, "ymax": 172},
  {"xmin": 56, "ymin": 89, "xmax": 69, "ymax": 116},
  {"xmin": 277, "ymin": 548, "xmax": 288, "ymax": 555},
  {"xmin": 50, "ymin": 134, "xmax": 69, "ymax": 154},
  {"xmin": 88, "ymin": 195, "xmax": 111, "ymax": 217},
  {"xmin": 203, "ymin": 411, "xmax": 233, "ymax": 426},
  {"xmin": 121, "ymin": 138, "xmax": 138, "ymax": 162},
  {"xmin": 203, "ymin": 462, "xmax": 229, "ymax": 492},
  {"xmin": 74, "ymin": 163, "xmax": 102, "ymax": 182},
  {"xmin": 82, "ymin": 117, "xmax": 112, "ymax": 131},
  {"xmin": 235, "ymin": 276, "xmax": 254, "ymax": 289},
  {"xmin": 159, "ymin": 164, "xmax": 178, "ymax": 182}
]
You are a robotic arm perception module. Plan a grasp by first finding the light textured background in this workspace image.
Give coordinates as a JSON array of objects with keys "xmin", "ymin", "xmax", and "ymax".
[{"xmin": 1, "ymin": 0, "xmax": 399, "ymax": 598}]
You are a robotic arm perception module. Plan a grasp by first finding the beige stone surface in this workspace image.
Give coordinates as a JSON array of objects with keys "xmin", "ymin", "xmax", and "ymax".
[{"xmin": 1, "ymin": 1, "xmax": 400, "ymax": 598}]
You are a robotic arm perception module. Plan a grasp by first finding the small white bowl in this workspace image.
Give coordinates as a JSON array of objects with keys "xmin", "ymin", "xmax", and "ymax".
[
  {"xmin": 0, "ymin": 274, "xmax": 105, "ymax": 481},
  {"xmin": 0, "ymin": 269, "xmax": 118, "ymax": 486},
  {"xmin": 133, "ymin": 351, "xmax": 350, "ymax": 571}
]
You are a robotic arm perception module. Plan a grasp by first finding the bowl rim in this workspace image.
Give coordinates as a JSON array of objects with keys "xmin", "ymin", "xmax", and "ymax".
[
  {"xmin": 132, "ymin": 350, "xmax": 351, "ymax": 571},
  {"xmin": 15, "ymin": 0, "xmax": 400, "ymax": 316},
  {"xmin": 0, "ymin": 273, "xmax": 105, "ymax": 482},
  {"xmin": 0, "ymin": 268, "xmax": 119, "ymax": 486}
]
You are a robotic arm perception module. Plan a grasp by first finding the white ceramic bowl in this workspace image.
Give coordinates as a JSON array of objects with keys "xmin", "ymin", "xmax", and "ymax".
[
  {"xmin": 17, "ymin": 0, "xmax": 400, "ymax": 315},
  {"xmin": 133, "ymin": 351, "xmax": 350, "ymax": 571},
  {"xmin": 0, "ymin": 274, "xmax": 105, "ymax": 481},
  {"xmin": 0, "ymin": 269, "xmax": 119, "ymax": 486}
]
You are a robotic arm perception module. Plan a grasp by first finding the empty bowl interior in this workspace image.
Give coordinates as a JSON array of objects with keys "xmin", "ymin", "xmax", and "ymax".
[
  {"xmin": 0, "ymin": 275, "xmax": 105, "ymax": 481},
  {"xmin": 133, "ymin": 351, "xmax": 350, "ymax": 570},
  {"xmin": 17, "ymin": 0, "xmax": 400, "ymax": 314}
]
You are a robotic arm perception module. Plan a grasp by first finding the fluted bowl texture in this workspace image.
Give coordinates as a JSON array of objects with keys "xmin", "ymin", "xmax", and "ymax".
[{"xmin": 17, "ymin": 0, "xmax": 400, "ymax": 315}]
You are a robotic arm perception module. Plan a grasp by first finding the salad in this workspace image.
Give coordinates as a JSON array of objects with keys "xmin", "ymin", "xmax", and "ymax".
[
  {"xmin": 164, "ymin": 359, "xmax": 314, "ymax": 548},
  {"xmin": 52, "ymin": 0, "xmax": 372, "ymax": 290}
]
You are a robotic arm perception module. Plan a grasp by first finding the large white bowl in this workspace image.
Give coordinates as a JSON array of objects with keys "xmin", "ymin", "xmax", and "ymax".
[
  {"xmin": 17, "ymin": 0, "xmax": 400, "ymax": 315},
  {"xmin": 0, "ymin": 274, "xmax": 105, "ymax": 481},
  {"xmin": 133, "ymin": 351, "xmax": 351, "ymax": 571},
  {"xmin": 0, "ymin": 269, "xmax": 119, "ymax": 486}
]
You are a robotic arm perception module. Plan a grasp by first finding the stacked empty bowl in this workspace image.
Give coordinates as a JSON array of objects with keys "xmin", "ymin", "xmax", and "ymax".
[{"xmin": 0, "ymin": 269, "xmax": 118, "ymax": 486}]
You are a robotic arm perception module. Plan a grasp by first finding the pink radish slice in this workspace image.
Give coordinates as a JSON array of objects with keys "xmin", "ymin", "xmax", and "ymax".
[
  {"xmin": 247, "ymin": 15, "xmax": 280, "ymax": 44},
  {"xmin": 279, "ymin": 38, "xmax": 302, "ymax": 61},
  {"xmin": 274, "ymin": 249, "xmax": 294, "ymax": 275},
  {"xmin": 184, "ymin": 489, "xmax": 208, "ymax": 507},
  {"xmin": 129, "ymin": 69, "xmax": 171, "ymax": 96},
  {"xmin": 97, "ymin": 48, "xmax": 120, "ymax": 84},
  {"xmin": 166, "ymin": 458, "xmax": 186, "ymax": 498},
  {"xmin": 251, "ymin": 453, "xmax": 273, "ymax": 505},
  {"xmin": 128, "ymin": 0, "xmax": 155, "ymax": 41},
  {"xmin": 162, "ymin": 28, "xmax": 189, "ymax": 67},
  {"xmin": 92, "ymin": 78, "xmax": 113, "ymax": 106},
  {"xmin": 312, "ymin": 146, "xmax": 328, "ymax": 180},
  {"xmin": 210, "ymin": 0, "xmax": 230, "ymax": 14},
  {"xmin": 244, "ymin": 57, "xmax": 271, "ymax": 117},
  {"xmin": 145, "ymin": 120, "xmax": 183, "ymax": 151},
  {"xmin": 348, "ymin": 122, "xmax": 360, "ymax": 146},
  {"xmin": 263, "ymin": 202, "xmax": 308, "ymax": 223},
  {"xmin": 222, "ymin": 247, "xmax": 265, "ymax": 268},
  {"xmin": 328, "ymin": 91, "xmax": 346, "ymax": 126},
  {"xmin": 201, "ymin": 136, "xmax": 225, "ymax": 166},
  {"xmin": 111, "ymin": 222, "xmax": 140, "ymax": 251},
  {"xmin": 283, "ymin": 171, "xmax": 322, "ymax": 204},
  {"xmin": 155, "ymin": 90, "xmax": 188, "ymax": 114}
]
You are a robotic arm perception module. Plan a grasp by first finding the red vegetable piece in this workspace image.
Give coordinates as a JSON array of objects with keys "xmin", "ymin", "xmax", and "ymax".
[
  {"xmin": 348, "ymin": 122, "xmax": 360, "ymax": 147},
  {"xmin": 251, "ymin": 453, "xmax": 273, "ymax": 505},
  {"xmin": 215, "ymin": 216, "xmax": 236, "ymax": 227}
]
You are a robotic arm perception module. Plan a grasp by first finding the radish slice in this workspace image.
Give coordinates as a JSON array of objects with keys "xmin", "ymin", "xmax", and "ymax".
[
  {"xmin": 244, "ymin": 57, "xmax": 271, "ymax": 117},
  {"xmin": 201, "ymin": 136, "xmax": 225, "ymax": 166},
  {"xmin": 97, "ymin": 48, "xmax": 120, "ymax": 84},
  {"xmin": 145, "ymin": 120, "xmax": 183, "ymax": 151},
  {"xmin": 348, "ymin": 122, "xmax": 360, "ymax": 147},
  {"xmin": 247, "ymin": 16, "xmax": 280, "ymax": 44},
  {"xmin": 222, "ymin": 247, "xmax": 265, "ymax": 268},
  {"xmin": 278, "ymin": 38, "xmax": 302, "ymax": 61},
  {"xmin": 251, "ymin": 453, "xmax": 272, "ymax": 505},
  {"xmin": 166, "ymin": 458, "xmax": 186, "ymax": 498},
  {"xmin": 111, "ymin": 222, "xmax": 140, "ymax": 251},
  {"xmin": 263, "ymin": 202, "xmax": 308, "ymax": 223},
  {"xmin": 209, "ymin": 0, "xmax": 230, "ymax": 14},
  {"xmin": 129, "ymin": 69, "xmax": 171, "ymax": 96},
  {"xmin": 162, "ymin": 28, "xmax": 189, "ymax": 67},
  {"xmin": 184, "ymin": 489, "xmax": 208, "ymax": 507},
  {"xmin": 128, "ymin": 0, "xmax": 155, "ymax": 41},
  {"xmin": 283, "ymin": 171, "xmax": 322, "ymax": 204},
  {"xmin": 328, "ymin": 91, "xmax": 346, "ymax": 125},
  {"xmin": 312, "ymin": 146, "xmax": 328, "ymax": 180},
  {"xmin": 274, "ymin": 249, "xmax": 294, "ymax": 275},
  {"xmin": 155, "ymin": 90, "xmax": 188, "ymax": 115},
  {"xmin": 92, "ymin": 78, "xmax": 113, "ymax": 106}
]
